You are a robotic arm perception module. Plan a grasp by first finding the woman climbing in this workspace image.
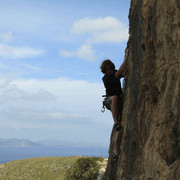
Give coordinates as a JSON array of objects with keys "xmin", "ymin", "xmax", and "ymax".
[{"xmin": 100, "ymin": 48, "xmax": 129, "ymax": 159}]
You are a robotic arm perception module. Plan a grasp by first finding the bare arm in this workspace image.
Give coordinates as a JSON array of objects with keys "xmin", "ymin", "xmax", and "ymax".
[{"xmin": 115, "ymin": 48, "xmax": 129, "ymax": 78}]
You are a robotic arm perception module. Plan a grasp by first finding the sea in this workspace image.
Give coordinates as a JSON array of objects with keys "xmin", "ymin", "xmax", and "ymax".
[{"xmin": 0, "ymin": 147, "xmax": 108, "ymax": 164}]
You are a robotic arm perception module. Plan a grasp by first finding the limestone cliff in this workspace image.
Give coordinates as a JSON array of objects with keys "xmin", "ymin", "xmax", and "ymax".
[{"xmin": 103, "ymin": 0, "xmax": 180, "ymax": 179}]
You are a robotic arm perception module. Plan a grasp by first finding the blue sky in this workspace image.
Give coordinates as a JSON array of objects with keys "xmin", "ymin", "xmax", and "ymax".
[{"xmin": 0, "ymin": 0, "xmax": 130, "ymax": 146}]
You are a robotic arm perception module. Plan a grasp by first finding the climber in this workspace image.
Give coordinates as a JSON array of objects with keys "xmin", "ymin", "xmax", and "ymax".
[{"xmin": 100, "ymin": 48, "xmax": 129, "ymax": 159}]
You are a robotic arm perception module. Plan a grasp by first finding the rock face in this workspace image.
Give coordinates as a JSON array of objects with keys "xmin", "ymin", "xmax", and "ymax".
[{"xmin": 103, "ymin": 0, "xmax": 180, "ymax": 179}]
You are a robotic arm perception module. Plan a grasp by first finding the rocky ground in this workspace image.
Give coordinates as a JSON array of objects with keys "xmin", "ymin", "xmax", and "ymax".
[{"xmin": 97, "ymin": 158, "xmax": 108, "ymax": 180}]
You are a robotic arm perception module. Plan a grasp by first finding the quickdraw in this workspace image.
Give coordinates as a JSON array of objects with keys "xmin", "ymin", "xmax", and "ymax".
[{"xmin": 101, "ymin": 95, "xmax": 107, "ymax": 113}]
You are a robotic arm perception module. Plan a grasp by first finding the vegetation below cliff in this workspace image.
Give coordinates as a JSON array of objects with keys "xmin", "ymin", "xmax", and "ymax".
[
  {"xmin": 0, "ymin": 156, "xmax": 106, "ymax": 180},
  {"xmin": 0, "ymin": 157, "xmax": 79, "ymax": 180}
]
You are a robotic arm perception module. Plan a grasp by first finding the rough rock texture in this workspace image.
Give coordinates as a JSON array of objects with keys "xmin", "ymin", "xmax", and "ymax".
[
  {"xmin": 103, "ymin": 125, "xmax": 119, "ymax": 179},
  {"xmin": 103, "ymin": 0, "xmax": 180, "ymax": 179}
]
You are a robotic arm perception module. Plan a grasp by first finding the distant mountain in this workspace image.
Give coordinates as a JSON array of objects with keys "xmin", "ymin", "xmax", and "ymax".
[
  {"xmin": 0, "ymin": 138, "xmax": 44, "ymax": 147},
  {"xmin": 0, "ymin": 138, "xmax": 108, "ymax": 148},
  {"xmin": 36, "ymin": 139, "xmax": 108, "ymax": 148}
]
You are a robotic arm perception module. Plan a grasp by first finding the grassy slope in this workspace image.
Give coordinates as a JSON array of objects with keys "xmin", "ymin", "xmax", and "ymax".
[{"xmin": 0, "ymin": 156, "xmax": 81, "ymax": 180}]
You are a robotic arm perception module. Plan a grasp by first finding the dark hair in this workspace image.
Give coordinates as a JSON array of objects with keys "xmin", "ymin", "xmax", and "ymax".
[{"xmin": 100, "ymin": 59, "xmax": 115, "ymax": 74}]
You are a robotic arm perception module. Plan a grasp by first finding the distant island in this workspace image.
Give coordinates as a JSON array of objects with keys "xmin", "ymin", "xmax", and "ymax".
[
  {"xmin": 0, "ymin": 138, "xmax": 108, "ymax": 148},
  {"xmin": 0, "ymin": 138, "xmax": 43, "ymax": 147}
]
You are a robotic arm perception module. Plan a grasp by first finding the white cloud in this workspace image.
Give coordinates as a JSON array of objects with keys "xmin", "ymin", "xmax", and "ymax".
[
  {"xmin": 0, "ymin": 88, "xmax": 54, "ymax": 102},
  {"xmin": 72, "ymin": 16, "xmax": 128, "ymax": 43},
  {"xmin": 60, "ymin": 16, "xmax": 128, "ymax": 61},
  {"xmin": 0, "ymin": 75, "xmax": 111, "ymax": 144},
  {"xmin": 0, "ymin": 106, "xmax": 87, "ymax": 123},
  {"xmin": 60, "ymin": 44, "xmax": 96, "ymax": 61},
  {"xmin": 22, "ymin": 63, "xmax": 40, "ymax": 71},
  {"xmin": 87, "ymin": 30, "xmax": 128, "ymax": 44},
  {"xmin": 0, "ymin": 75, "xmax": 12, "ymax": 88},
  {"xmin": 0, "ymin": 43, "xmax": 44, "ymax": 59},
  {"xmin": 0, "ymin": 76, "xmax": 55, "ymax": 103},
  {"xmin": 0, "ymin": 31, "xmax": 13, "ymax": 43},
  {"xmin": 60, "ymin": 50, "xmax": 75, "ymax": 57},
  {"xmin": 0, "ymin": 75, "xmax": 105, "ymax": 128},
  {"xmin": 11, "ymin": 77, "xmax": 104, "ymax": 106}
]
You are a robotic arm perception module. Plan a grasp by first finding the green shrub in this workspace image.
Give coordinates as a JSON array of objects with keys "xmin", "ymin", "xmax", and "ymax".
[{"xmin": 64, "ymin": 157, "xmax": 103, "ymax": 180}]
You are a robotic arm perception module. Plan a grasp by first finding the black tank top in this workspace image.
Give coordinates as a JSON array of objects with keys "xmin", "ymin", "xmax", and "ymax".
[{"xmin": 102, "ymin": 70, "xmax": 122, "ymax": 96}]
